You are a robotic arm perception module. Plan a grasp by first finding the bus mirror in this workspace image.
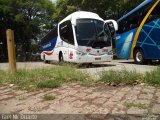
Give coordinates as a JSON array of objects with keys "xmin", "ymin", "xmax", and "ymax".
[
  {"xmin": 104, "ymin": 23, "xmax": 110, "ymax": 35},
  {"xmin": 104, "ymin": 20, "xmax": 118, "ymax": 31},
  {"xmin": 104, "ymin": 22, "xmax": 115, "ymax": 37}
]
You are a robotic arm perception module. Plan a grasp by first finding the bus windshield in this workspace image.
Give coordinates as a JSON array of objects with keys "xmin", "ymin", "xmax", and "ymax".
[{"xmin": 75, "ymin": 19, "xmax": 112, "ymax": 48}]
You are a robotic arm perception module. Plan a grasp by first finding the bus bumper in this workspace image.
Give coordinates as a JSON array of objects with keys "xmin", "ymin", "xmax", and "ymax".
[{"xmin": 73, "ymin": 54, "xmax": 113, "ymax": 63}]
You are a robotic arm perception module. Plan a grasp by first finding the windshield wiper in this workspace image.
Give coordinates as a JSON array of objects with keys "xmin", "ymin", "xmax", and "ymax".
[
  {"xmin": 85, "ymin": 37, "xmax": 95, "ymax": 46},
  {"xmin": 97, "ymin": 30, "xmax": 104, "ymax": 38},
  {"xmin": 86, "ymin": 39, "xmax": 92, "ymax": 46}
]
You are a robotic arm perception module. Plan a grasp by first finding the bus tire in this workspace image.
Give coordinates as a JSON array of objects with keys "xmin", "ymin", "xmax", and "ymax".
[
  {"xmin": 44, "ymin": 59, "xmax": 49, "ymax": 63},
  {"xmin": 43, "ymin": 55, "xmax": 47, "ymax": 63},
  {"xmin": 59, "ymin": 52, "xmax": 64, "ymax": 62},
  {"xmin": 43, "ymin": 55, "xmax": 50, "ymax": 63},
  {"xmin": 87, "ymin": 63, "xmax": 92, "ymax": 68},
  {"xmin": 133, "ymin": 48, "xmax": 146, "ymax": 65}
]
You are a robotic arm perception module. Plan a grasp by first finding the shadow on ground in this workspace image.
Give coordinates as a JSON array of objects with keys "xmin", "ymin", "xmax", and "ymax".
[
  {"xmin": 119, "ymin": 60, "xmax": 160, "ymax": 66},
  {"xmin": 78, "ymin": 63, "xmax": 116, "ymax": 69}
]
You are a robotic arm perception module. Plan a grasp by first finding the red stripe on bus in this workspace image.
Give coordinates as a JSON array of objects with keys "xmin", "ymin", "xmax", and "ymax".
[{"xmin": 44, "ymin": 51, "xmax": 53, "ymax": 56}]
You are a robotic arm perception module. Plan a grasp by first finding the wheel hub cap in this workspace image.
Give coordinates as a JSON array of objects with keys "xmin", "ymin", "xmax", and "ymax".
[{"xmin": 136, "ymin": 52, "xmax": 142, "ymax": 62}]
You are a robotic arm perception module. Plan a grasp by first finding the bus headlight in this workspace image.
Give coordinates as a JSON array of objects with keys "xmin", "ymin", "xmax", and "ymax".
[
  {"xmin": 108, "ymin": 50, "xmax": 113, "ymax": 55},
  {"xmin": 76, "ymin": 51, "xmax": 87, "ymax": 56}
]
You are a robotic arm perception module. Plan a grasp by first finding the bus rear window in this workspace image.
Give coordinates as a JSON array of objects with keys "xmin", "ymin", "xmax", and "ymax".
[{"xmin": 41, "ymin": 26, "xmax": 58, "ymax": 44}]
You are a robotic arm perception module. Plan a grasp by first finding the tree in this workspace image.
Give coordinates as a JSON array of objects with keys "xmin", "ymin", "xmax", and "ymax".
[
  {"xmin": 54, "ymin": 0, "xmax": 77, "ymax": 22},
  {"xmin": 0, "ymin": 0, "xmax": 55, "ymax": 61},
  {"xmin": 0, "ymin": 0, "xmax": 145, "ymax": 62},
  {"xmin": 54, "ymin": 0, "xmax": 144, "ymax": 22}
]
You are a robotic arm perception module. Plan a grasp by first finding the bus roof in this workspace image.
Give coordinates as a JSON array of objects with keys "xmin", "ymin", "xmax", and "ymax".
[
  {"xmin": 59, "ymin": 11, "xmax": 104, "ymax": 24},
  {"xmin": 117, "ymin": 0, "xmax": 152, "ymax": 22}
]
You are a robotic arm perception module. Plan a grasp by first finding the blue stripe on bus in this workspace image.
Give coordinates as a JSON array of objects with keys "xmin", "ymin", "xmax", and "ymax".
[
  {"xmin": 41, "ymin": 37, "xmax": 57, "ymax": 52},
  {"xmin": 144, "ymin": 24, "xmax": 160, "ymax": 29}
]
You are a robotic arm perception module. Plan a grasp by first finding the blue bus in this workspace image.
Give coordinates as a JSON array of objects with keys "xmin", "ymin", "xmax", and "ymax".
[{"xmin": 116, "ymin": 0, "xmax": 160, "ymax": 64}]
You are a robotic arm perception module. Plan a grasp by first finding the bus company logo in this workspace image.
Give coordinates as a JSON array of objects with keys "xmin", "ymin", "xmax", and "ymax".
[{"xmin": 42, "ymin": 43, "xmax": 51, "ymax": 49}]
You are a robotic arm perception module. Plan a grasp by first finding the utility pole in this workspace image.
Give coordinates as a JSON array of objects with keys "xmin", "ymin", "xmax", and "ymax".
[{"xmin": 6, "ymin": 29, "xmax": 17, "ymax": 73}]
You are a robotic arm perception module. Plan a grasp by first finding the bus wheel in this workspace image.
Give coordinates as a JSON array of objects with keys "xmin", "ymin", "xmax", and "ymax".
[
  {"xmin": 59, "ymin": 52, "xmax": 64, "ymax": 62},
  {"xmin": 134, "ymin": 49, "xmax": 146, "ymax": 64},
  {"xmin": 44, "ymin": 59, "xmax": 49, "ymax": 63},
  {"xmin": 43, "ymin": 55, "xmax": 47, "ymax": 63},
  {"xmin": 87, "ymin": 63, "xmax": 92, "ymax": 68}
]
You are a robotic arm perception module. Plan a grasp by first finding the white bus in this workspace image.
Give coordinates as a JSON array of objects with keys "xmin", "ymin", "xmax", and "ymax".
[{"xmin": 41, "ymin": 11, "xmax": 117, "ymax": 63}]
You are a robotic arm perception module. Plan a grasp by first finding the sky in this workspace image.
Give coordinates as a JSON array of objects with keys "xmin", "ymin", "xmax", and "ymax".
[{"xmin": 51, "ymin": 0, "xmax": 56, "ymax": 3}]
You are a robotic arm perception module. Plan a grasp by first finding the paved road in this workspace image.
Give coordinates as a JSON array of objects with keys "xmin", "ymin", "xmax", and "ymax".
[
  {"xmin": 81, "ymin": 60, "xmax": 158, "ymax": 79},
  {"xmin": 0, "ymin": 60, "xmax": 158, "ymax": 75},
  {"xmin": 0, "ymin": 62, "xmax": 52, "ymax": 71},
  {"xmin": 0, "ymin": 83, "xmax": 160, "ymax": 119}
]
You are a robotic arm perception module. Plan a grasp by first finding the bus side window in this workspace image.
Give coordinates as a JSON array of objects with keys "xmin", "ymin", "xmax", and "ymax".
[
  {"xmin": 59, "ymin": 20, "xmax": 74, "ymax": 45},
  {"xmin": 41, "ymin": 26, "xmax": 58, "ymax": 44},
  {"xmin": 117, "ymin": 20, "xmax": 125, "ymax": 34},
  {"xmin": 147, "ymin": 3, "xmax": 160, "ymax": 23}
]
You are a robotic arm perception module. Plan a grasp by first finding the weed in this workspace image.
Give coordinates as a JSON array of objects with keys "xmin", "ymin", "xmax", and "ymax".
[
  {"xmin": 1, "ymin": 64, "xmax": 160, "ymax": 91},
  {"xmin": 124, "ymin": 102, "xmax": 148, "ymax": 109},
  {"xmin": 16, "ymin": 95, "xmax": 26, "ymax": 100},
  {"xmin": 144, "ymin": 67, "xmax": 160, "ymax": 86},
  {"xmin": 0, "ymin": 69, "xmax": 8, "ymax": 84},
  {"xmin": 124, "ymin": 102, "xmax": 134, "ymax": 109},
  {"xmin": 141, "ymin": 91, "xmax": 148, "ymax": 94},
  {"xmin": 0, "ymin": 65, "xmax": 92, "ymax": 91},
  {"xmin": 38, "ymin": 80, "xmax": 61, "ymax": 88},
  {"xmin": 43, "ymin": 95, "xmax": 56, "ymax": 101},
  {"xmin": 99, "ymin": 69, "xmax": 143, "ymax": 85}
]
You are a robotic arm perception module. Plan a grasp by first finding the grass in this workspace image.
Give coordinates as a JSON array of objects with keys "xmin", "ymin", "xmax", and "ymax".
[
  {"xmin": 99, "ymin": 67, "xmax": 160, "ymax": 86},
  {"xmin": 124, "ymin": 102, "xmax": 148, "ymax": 109},
  {"xmin": 99, "ymin": 69, "xmax": 144, "ymax": 85},
  {"xmin": 43, "ymin": 95, "xmax": 56, "ymax": 101},
  {"xmin": 16, "ymin": 95, "xmax": 26, "ymax": 100},
  {"xmin": 0, "ymin": 69, "xmax": 8, "ymax": 84},
  {"xmin": 0, "ymin": 64, "xmax": 160, "ymax": 91},
  {"xmin": 144, "ymin": 67, "xmax": 160, "ymax": 86},
  {"xmin": 37, "ymin": 80, "xmax": 61, "ymax": 89},
  {"xmin": 0, "ymin": 64, "xmax": 92, "ymax": 91}
]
